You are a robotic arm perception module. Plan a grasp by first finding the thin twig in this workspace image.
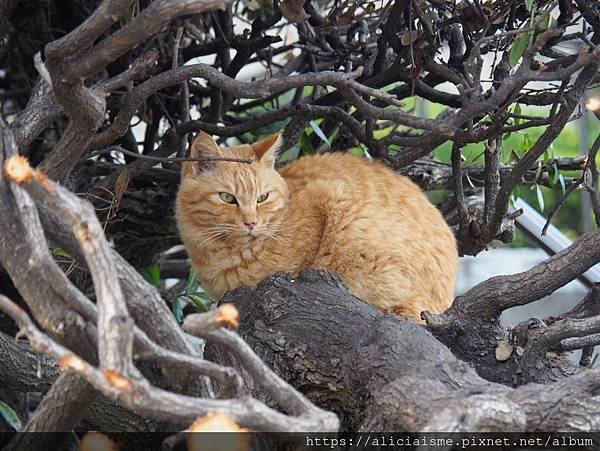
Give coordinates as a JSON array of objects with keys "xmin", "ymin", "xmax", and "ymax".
[{"xmin": 85, "ymin": 146, "xmax": 252, "ymax": 164}]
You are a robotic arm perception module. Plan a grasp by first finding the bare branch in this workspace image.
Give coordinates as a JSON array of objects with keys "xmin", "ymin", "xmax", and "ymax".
[
  {"xmin": 0, "ymin": 294, "xmax": 338, "ymax": 432},
  {"xmin": 182, "ymin": 304, "xmax": 240, "ymax": 334},
  {"xmin": 427, "ymin": 229, "xmax": 600, "ymax": 326},
  {"xmin": 204, "ymin": 328, "xmax": 319, "ymax": 416},
  {"xmin": 6, "ymin": 156, "xmax": 133, "ymax": 374},
  {"xmin": 45, "ymin": 0, "xmax": 137, "ymax": 59},
  {"xmin": 71, "ymin": 0, "xmax": 233, "ymax": 79},
  {"xmin": 9, "ymin": 78, "xmax": 62, "ymax": 149}
]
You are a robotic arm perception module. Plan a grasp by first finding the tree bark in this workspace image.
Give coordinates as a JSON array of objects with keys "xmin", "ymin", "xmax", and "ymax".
[{"xmin": 218, "ymin": 270, "xmax": 600, "ymax": 432}]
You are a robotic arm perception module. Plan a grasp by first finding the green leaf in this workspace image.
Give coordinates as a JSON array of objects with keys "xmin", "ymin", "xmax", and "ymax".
[
  {"xmin": 51, "ymin": 248, "xmax": 72, "ymax": 259},
  {"xmin": 347, "ymin": 147, "xmax": 364, "ymax": 156},
  {"xmin": 299, "ymin": 131, "xmax": 315, "ymax": 155},
  {"xmin": 187, "ymin": 293, "xmax": 211, "ymax": 312},
  {"xmin": 513, "ymin": 186, "xmax": 521, "ymax": 198},
  {"xmin": 551, "ymin": 162, "xmax": 559, "ymax": 185},
  {"xmin": 533, "ymin": 161, "xmax": 542, "ymax": 180},
  {"xmin": 0, "ymin": 400, "xmax": 22, "ymax": 431},
  {"xmin": 118, "ymin": 3, "xmax": 137, "ymax": 25},
  {"xmin": 470, "ymin": 149, "xmax": 486, "ymax": 163},
  {"xmin": 524, "ymin": 0, "xmax": 534, "ymax": 12},
  {"xmin": 185, "ymin": 270, "xmax": 199, "ymax": 293},
  {"xmin": 535, "ymin": 184, "xmax": 545, "ymax": 212},
  {"xmin": 360, "ymin": 143, "xmax": 372, "ymax": 159},
  {"xmin": 514, "ymin": 103, "xmax": 522, "ymax": 125},
  {"xmin": 255, "ymin": 118, "xmax": 290, "ymax": 135},
  {"xmin": 171, "ymin": 297, "xmax": 184, "ymax": 322},
  {"xmin": 522, "ymin": 132, "xmax": 533, "ymax": 150},
  {"xmin": 280, "ymin": 144, "xmax": 301, "ymax": 162},
  {"xmin": 143, "ymin": 265, "xmax": 161, "ymax": 288},
  {"xmin": 309, "ymin": 121, "xmax": 331, "ymax": 148},
  {"xmin": 514, "ymin": 103, "xmax": 522, "ymax": 116},
  {"xmin": 509, "ymin": 31, "xmax": 532, "ymax": 67}
]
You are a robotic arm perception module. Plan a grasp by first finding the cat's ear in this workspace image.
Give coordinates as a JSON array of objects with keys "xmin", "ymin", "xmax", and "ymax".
[
  {"xmin": 183, "ymin": 132, "xmax": 224, "ymax": 177},
  {"xmin": 251, "ymin": 133, "xmax": 282, "ymax": 169}
]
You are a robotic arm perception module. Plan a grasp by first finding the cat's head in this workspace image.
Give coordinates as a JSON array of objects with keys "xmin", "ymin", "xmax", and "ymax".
[{"xmin": 177, "ymin": 132, "xmax": 289, "ymax": 245}]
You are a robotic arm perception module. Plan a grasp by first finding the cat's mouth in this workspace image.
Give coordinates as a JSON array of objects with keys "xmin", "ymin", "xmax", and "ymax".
[
  {"xmin": 233, "ymin": 227, "xmax": 260, "ymax": 238},
  {"xmin": 239, "ymin": 226, "xmax": 268, "ymax": 239},
  {"xmin": 247, "ymin": 229, "xmax": 262, "ymax": 238}
]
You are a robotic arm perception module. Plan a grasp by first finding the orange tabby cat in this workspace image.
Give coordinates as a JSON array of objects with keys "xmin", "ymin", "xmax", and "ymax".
[{"xmin": 176, "ymin": 132, "xmax": 458, "ymax": 319}]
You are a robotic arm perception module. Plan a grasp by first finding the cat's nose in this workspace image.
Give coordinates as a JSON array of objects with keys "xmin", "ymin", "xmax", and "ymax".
[{"xmin": 244, "ymin": 220, "xmax": 257, "ymax": 231}]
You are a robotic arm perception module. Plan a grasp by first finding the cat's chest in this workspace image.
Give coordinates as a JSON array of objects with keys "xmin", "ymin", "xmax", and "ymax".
[
  {"xmin": 194, "ymin": 244, "xmax": 277, "ymax": 299},
  {"xmin": 201, "ymin": 246, "xmax": 259, "ymax": 272},
  {"xmin": 195, "ymin": 243, "xmax": 272, "ymax": 292}
]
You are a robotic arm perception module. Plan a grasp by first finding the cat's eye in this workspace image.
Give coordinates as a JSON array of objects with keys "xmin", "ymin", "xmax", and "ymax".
[
  {"xmin": 219, "ymin": 192, "xmax": 238, "ymax": 204},
  {"xmin": 257, "ymin": 193, "xmax": 269, "ymax": 203}
]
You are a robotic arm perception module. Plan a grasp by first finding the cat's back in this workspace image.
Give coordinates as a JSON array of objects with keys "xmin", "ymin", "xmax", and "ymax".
[
  {"xmin": 279, "ymin": 152, "xmax": 429, "ymax": 207},
  {"xmin": 280, "ymin": 151, "xmax": 391, "ymax": 181},
  {"xmin": 279, "ymin": 151, "xmax": 457, "ymax": 318}
]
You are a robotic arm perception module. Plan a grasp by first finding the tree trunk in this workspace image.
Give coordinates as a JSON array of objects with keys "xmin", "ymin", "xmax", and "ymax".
[{"xmin": 217, "ymin": 270, "xmax": 600, "ymax": 432}]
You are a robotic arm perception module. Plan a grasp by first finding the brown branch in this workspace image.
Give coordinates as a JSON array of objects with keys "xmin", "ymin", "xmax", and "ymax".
[
  {"xmin": 6, "ymin": 156, "xmax": 134, "ymax": 374},
  {"xmin": 0, "ymin": 330, "xmax": 58, "ymax": 392},
  {"xmin": 560, "ymin": 333, "xmax": 600, "ymax": 351},
  {"xmin": 428, "ymin": 229, "xmax": 600, "ymax": 326},
  {"xmin": 39, "ymin": 0, "xmax": 233, "ymax": 182},
  {"xmin": 3, "ymin": 152, "xmax": 241, "ymax": 395},
  {"xmin": 220, "ymin": 270, "xmax": 600, "ymax": 431},
  {"xmin": 339, "ymin": 86, "xmax": 457, "ymax": 135},
  {"xmin": 91, "ymin": 67, "xmax": 362, "ymax": 149},
  {"xmin": 9, "ymin": 78, "xmax": 62, "ymax": 149},
  {"xmin": 2, "ymin": 125, "xmax": 337, "ymax": 430},
  {"xmin": 401, "ymin": 156, "xmax": 587, "ymax": 191},
  {"xmin": 96, "ymin": 49, "xmax": 160, "ymax": 93},
  {"xmin": 0, "ymin": 293, "xmax": 338, "ymax": 432},
  {"xmin": 451, "ymin": 141, "xmax": 471, "ymax": 245},
  {"xmin": 70, "ymin": 0, "xmax": 232, "ymax": 80},
  {"xmin": 204, "ymin": 328, "xmax": 319, "ymax": 416},
  {"xmin": 0, "ymin": 121, "xmax": 98, "ymax": 360},
  {"xmin": 516, "ymin": 285, "xmax": 600, "ymax": 375},
  {"xmin": 542, "ymin": 178, "xmax": 583, "ymax": 236},
  {"xmin": 45, "ymin": 0, "xmax": 137, "ymax": 59},
  {"xmin": 482, "ymin": 137, "xmax": 501, "ymax": 228},
  {"xmin": 584, "ymin": 132, "xmax": 600, "ymax": 225}
]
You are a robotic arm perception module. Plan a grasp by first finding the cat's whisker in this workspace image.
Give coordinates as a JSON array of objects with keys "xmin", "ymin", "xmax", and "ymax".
[
  {"xmin": 187, "ymin": 223, "xmax": 240, "ymax": 236},
  {"xmin": 214, "ymin": 225, "xmax": 241, "ymax": 234},
  {"xmin": 194, "ymin": 230, "xmax": 228, "ymax": 250},
  {"xmin": 188, "ymin": 233, "xmax": 221, "ymax": 240},
  {"xmin": 261, "ymin": 229, "xmax": 283, "ymax": 244}
]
